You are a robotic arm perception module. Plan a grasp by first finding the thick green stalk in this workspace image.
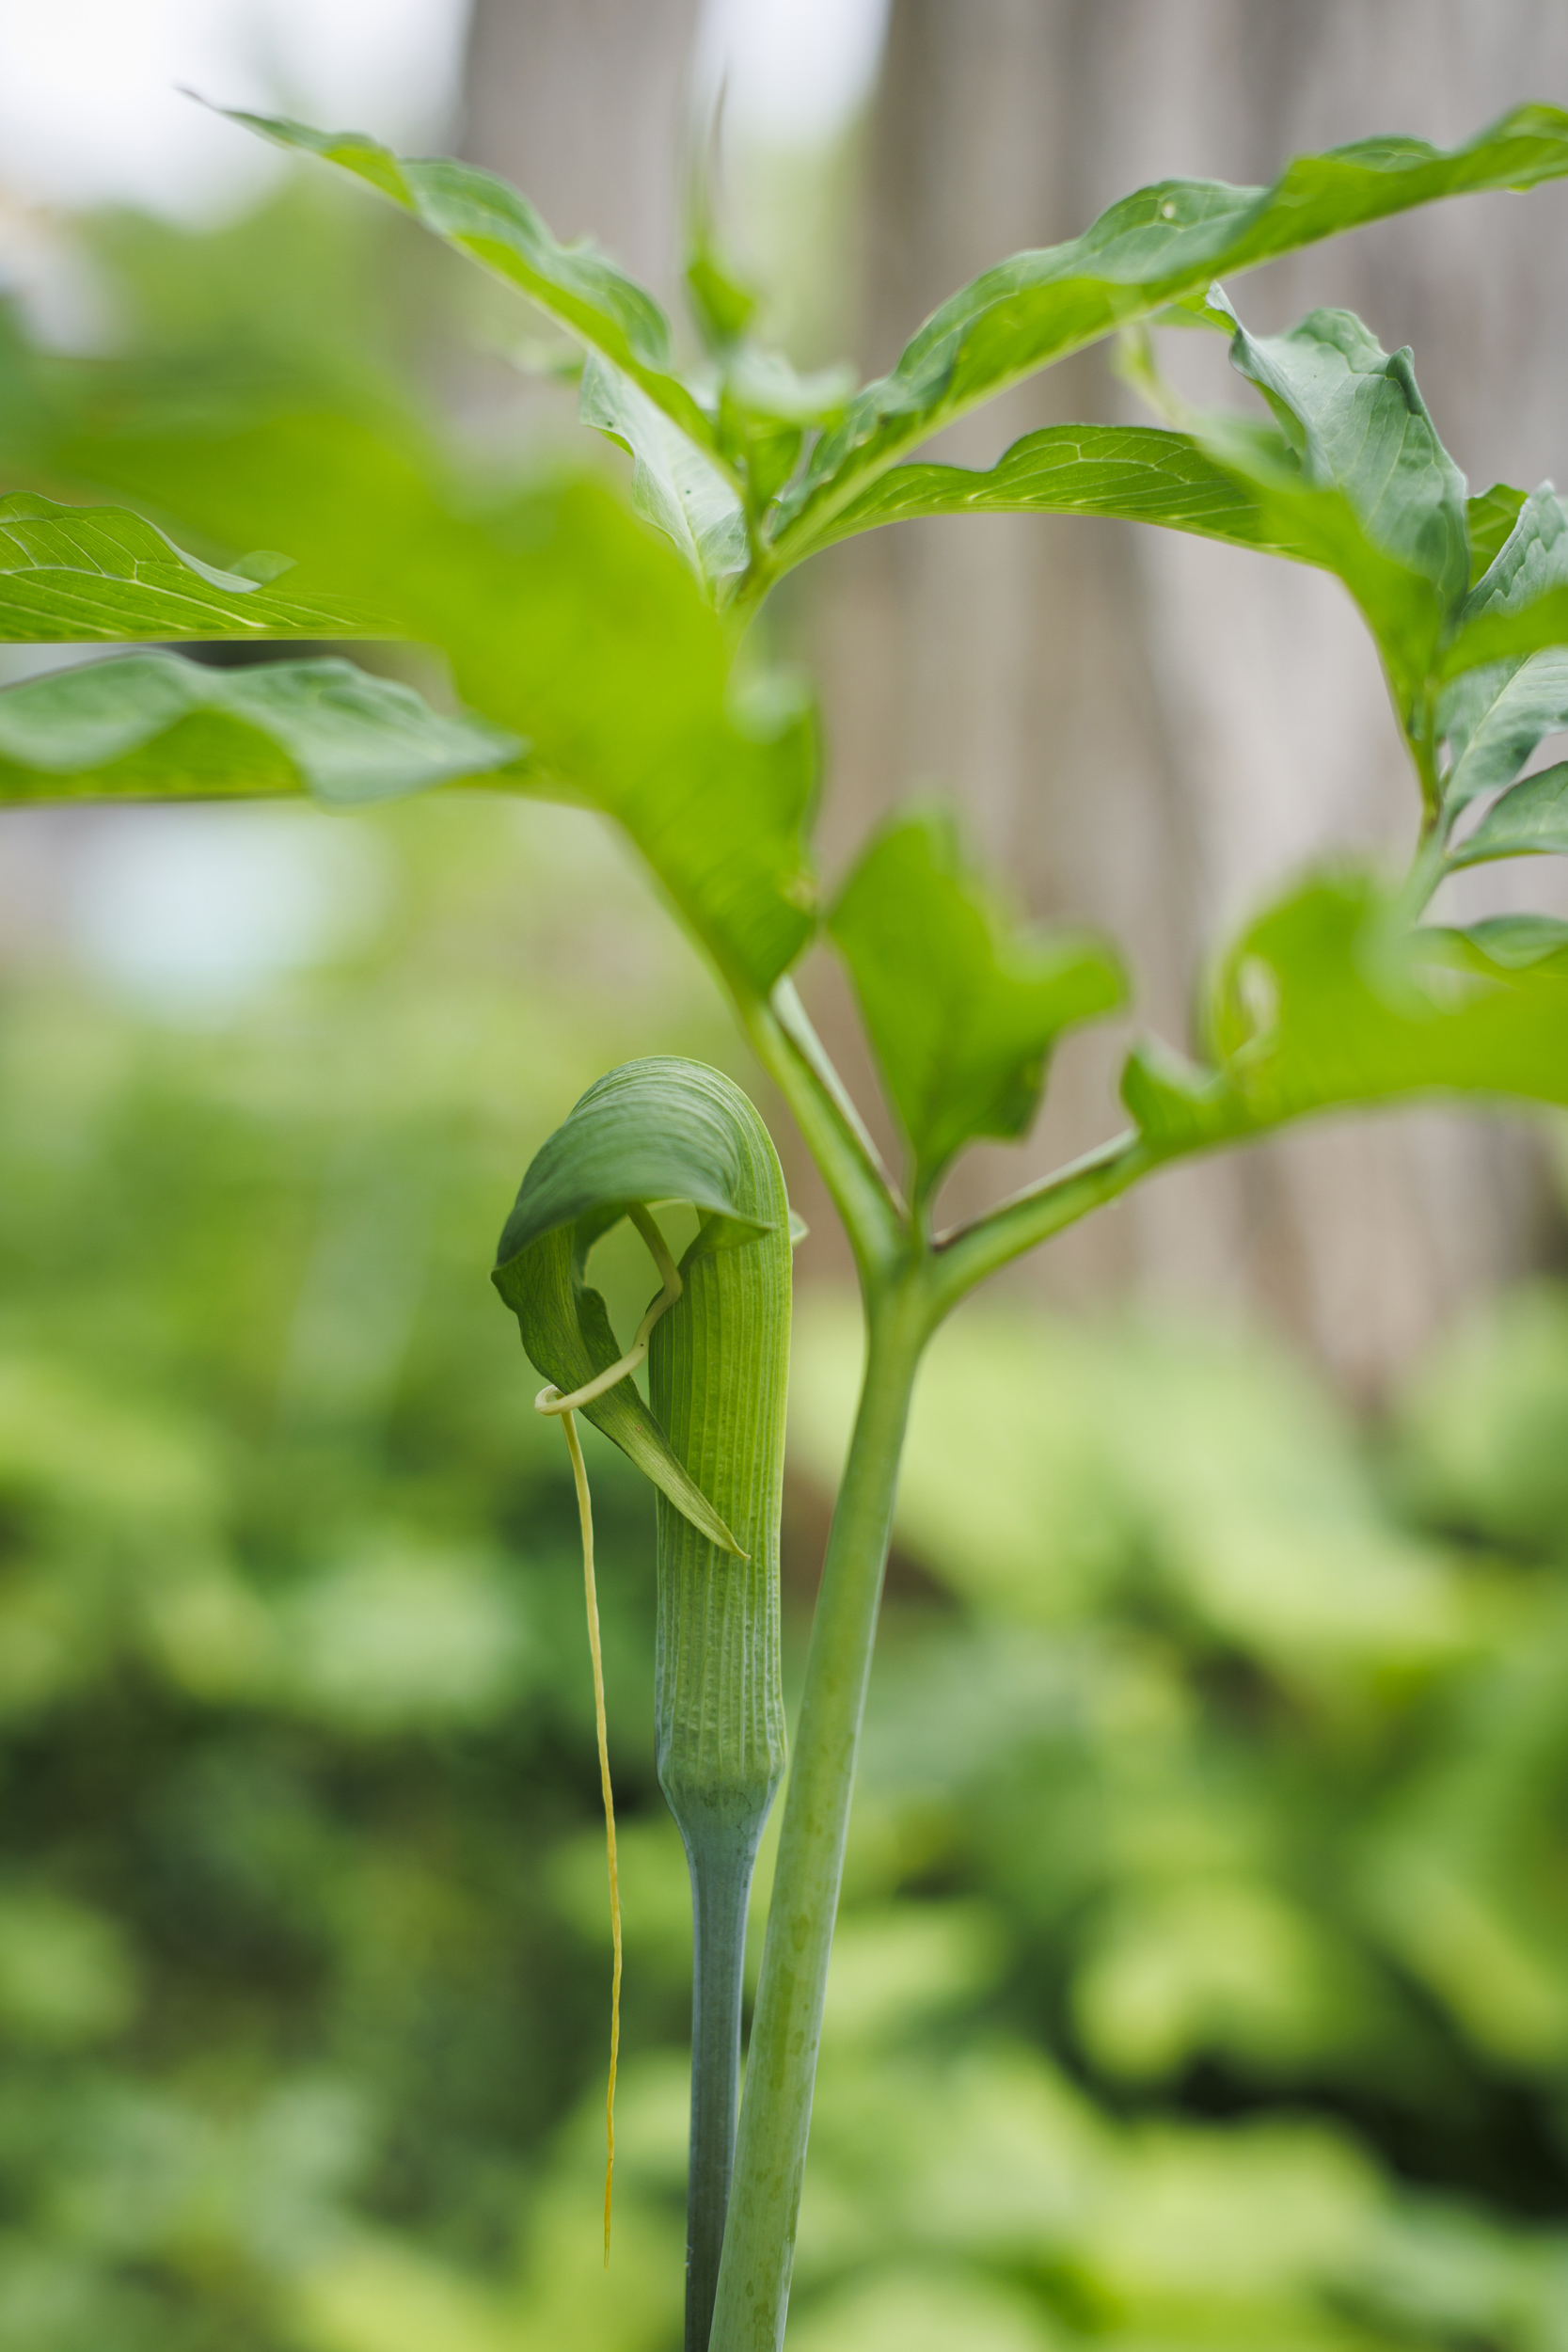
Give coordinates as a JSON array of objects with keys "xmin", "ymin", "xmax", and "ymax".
[
  {"xmin": 650, "ymin": 1114, "xmax": 791, "ymax": 2352},
  {"xmin": 708, "ymin": 1269, "xmax": 927, "ymax": 2352}
]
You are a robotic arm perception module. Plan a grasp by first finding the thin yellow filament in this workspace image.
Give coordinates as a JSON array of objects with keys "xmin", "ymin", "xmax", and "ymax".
[
  {"xmin": 559, "ymin": 1402, "xmax": 621, "ymax": 2265},
  {"xmin": 533, "ymin": 1207, "xmax": 685, "ymax": 2264}
]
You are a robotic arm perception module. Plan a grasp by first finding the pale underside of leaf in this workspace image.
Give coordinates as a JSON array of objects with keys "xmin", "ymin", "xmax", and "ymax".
[
  {"xmin": 1447, "ymin": 761, "xmax": 1568, "ymax": 869},
  {"xmin": 1440, "ymin": 488, "xmax": 1568, "ymax": 809},
  {"xmin": 0, "ymin": 650, "xmax": 524, "ymax": 804},
  {"xmin": 579, "ymin": 353, "xmax": 747, "ymax": 594}
]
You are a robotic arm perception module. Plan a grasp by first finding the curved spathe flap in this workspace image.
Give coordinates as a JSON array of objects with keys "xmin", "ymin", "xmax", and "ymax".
[{"xmin": 493, "ymin": 1058, "xmax": 788, "ymax": 1555}]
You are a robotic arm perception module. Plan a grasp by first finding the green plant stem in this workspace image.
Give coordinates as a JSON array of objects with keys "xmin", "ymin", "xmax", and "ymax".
[
  {"xmin": 682, "ymin": 1814, "xmax": 767, "ymax": 2352},
  {"xmin": 709, "ymin": 1270, "xmax": 927, "ymax": 2352},
  {"xmin": 927, "ymin": 1129, "xmax": 1151, "ymax": 1319},
  {"xmin": 738, "ymin": 981, "xmax": 905, "ymax": 1277}
]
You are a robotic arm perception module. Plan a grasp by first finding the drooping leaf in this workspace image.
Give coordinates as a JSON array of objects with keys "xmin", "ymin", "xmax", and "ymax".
[
  {"xmin": 12, "ymin": 395, "xmax": 817, "ymax": 993},
  {"xmin": 0, "ymin": 650, "xmax": 524, "ymax": 804},
  {"xmin": 770, "ymin": 105, "xmax": 1568, "ymax": 557},
  {"xmin": 1123, "ymin": 872, "xmax": 1568, "ymax": 1157},
  {"xmin": 0, "ymin": 491, "xmax": 373, "ymax": 641},
  {"xmin": 1438, "ymin": 488, "xmax": 1568, "ymax": 809},
  {"xmin": 1466, "ymin": 483, "xmax": 1528, "ymax": 585},
  {"xmin": 578, "ymin": 352, "xmax": 747, "ymax": 595},
  {"xmin": 829, "ymin": 807, "xmax": 1126, "ymax": 1190},
  {"xmin": 1447, "ymin": 762, "xmax": 1568, "ymax": 869},
  {"xmin": 223, "ymin": 107, "xmax": 721, "ymax": 457},
  {"xmin": 493, "ymin": 1058, "xmax": 790, "ymax": 1549}
]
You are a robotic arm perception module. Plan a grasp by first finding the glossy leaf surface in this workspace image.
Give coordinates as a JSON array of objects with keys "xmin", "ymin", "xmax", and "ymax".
[
  {"xmin": 830, "ymin": 808, "xmax": 1126, "ymax": 1188},
  {"xmin": 0, "ymin": 491, "xmax": 371, "ymax": 640},
  {"xmin": 225, "ymin": 108, "xmax": 719, "ymax": 454},
  {"xmin": 0, "ymin": 650, "xmax": 522, "ymax": 803},
  {"xmin": 1124, "ymin": 873, "xmax": 1568, "ymax": 1157},
  {"xmin": 493, "ymin": 1058, "xmax": 789, "ymax": 1549},
  {"xmin": 772, "ymin": 106, "xmax": 1568, "ymax": 556}
]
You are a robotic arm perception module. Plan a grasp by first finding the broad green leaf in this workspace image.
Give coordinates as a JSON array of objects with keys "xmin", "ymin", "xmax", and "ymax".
[
  {"xmin": 771, "ymin": 105, "xmax": 1568, "ymax": 558},
  {"xmin": 1123, "ymin": 872, "xmax": 1568, "ymax": 1157},
  {"xmin": 1466, "ymin": 913, "xmax": 1568, "ymax": 965},
  {"xmin": 578, "ymin": 352, "xmax": 747, "ymax": 595},
  {"xmin": 1466, "ymin": 484, "xmax": 1528, "ymax": 585},
  {"xmin": 224, "ymin": 108, "xmax": 721, "ymax": 457},
  {"xmin": 1448, "ymin": 763, "xmax": 1568, "ymax": 868},
  {"xmin": 0, "ymin": 490, "xmax": 372, "ymax": 641},
  {"xmin": 829, "ymin": 807, "xmax": 1126, "ymax": 1190},
  {"xmin": 16, "ymin": 399, "xmax": 817, "ymax": 992},
  {"xmin": 1438, "ymin": 488, "xmax": 1568, "ymax": 809},
  {"xmin": 1222, "ymin": 302, "xmax": 1468, "ymax": 613},
  {"xmin": 493, "ymin": 1057, "xmax": 789, "ymax": 1549},
  {"xmin": 0, "ymin": 650, "xmax": 523, "ymax": 804},
  {"xmin": 807, "ymin": 422, "xmax": 1276, "ymax": 554}
]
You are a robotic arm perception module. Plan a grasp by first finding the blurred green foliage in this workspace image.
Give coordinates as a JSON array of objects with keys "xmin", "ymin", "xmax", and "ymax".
[
  {"xmin": 3, "ymin": 171, "xmax": 1568, "ymax": 2352},
  {"xmin": 1, "ymin": 781, "xmax": 1566, "ymax": 2352}
]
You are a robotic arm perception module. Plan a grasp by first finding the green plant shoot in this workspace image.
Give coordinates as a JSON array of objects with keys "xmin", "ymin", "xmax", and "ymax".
[
  {"xmin": 492, "ymin": 1060, "xmax": 791, "ymax": 2344},
  {"xmin": 3, "ymin": 83, "xmax": 1568, "ymax": 2352}
]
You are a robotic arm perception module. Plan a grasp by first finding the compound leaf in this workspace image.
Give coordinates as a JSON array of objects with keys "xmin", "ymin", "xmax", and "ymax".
[
  {"xmin": 0, "ymin": 650, "xmax": 523, "ymax": 804},
  {"xmin": 772, "ymin": 105, "xmax": 1568, "ymax": 558},
  {"xmin": 829, "ymin": 807, "xmax": 1126, "ymax": 1190},
  {"xmin": 0, "ymin": 490, "xmax": 372, "ymax": 641},
  {"xmin": 225, "ymin": 108, "xmax": 720, "ymax": 458},
  {"xmin": 1447, "ymin": 760, "xmax": 1568, "ymax": 869},
  {"xmin": 493, "ymin": 1057, "xmax": 789, "ymax": 1551}
]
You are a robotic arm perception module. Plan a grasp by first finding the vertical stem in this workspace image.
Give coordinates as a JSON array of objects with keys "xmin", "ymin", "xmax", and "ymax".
[
  {"xmin": 709, "ymin": 1274, "xmax": 927, "ymax": 2351},
  {"xmin": 682, "ymin": 1816, "xmax": 765, "ymax": 2351}
]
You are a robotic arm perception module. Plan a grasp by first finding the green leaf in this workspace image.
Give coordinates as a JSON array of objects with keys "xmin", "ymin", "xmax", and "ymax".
[
  {"xmin": 1447, "ymin": 762, "xmax": 1568, "ymax": 868},
  {"xmin": 1465, "ymin": 913, "xmax": 1568, "ymax": 966},
  {"xmin": 578, "ymin": 353, "xmax": 747, "ymax": 596},
  {"xmin": 1123, "ymin": 872, "xmax": 1568, "ymax": 1156},
  {"xmin": 1466, "ymin": 483, "xmax": 1528, "ymax": 585},
  {"xmin": 805, "ymin": 422, "xmax": 1275, "ymax": 554},
  {"xmin": 828, "ymin": 807, "xmax": 1126, "ymax": 1191},
  {"xmin": 1438, "ymin": 487, "xmax": 1568, "ymax": 809},
  {"xmin": 223, "ymin": 107, "xmax": 721, "ymax": 457},
  {"xmin": 771, "ymin": 105, "xmax": 1568, "ymax": 558},
  {"xmin": 493, "ymin": 1058, "xmax": 790, "ymax": 1549},
  {"xmin": 1222, "ymin": 301, "xmax": 1469, "ymax": 614},
  {"xmin": 18, "ymin": 400, "xmax": 817, "ymax": 992},
  {"xmin": 0, "ymin": 650, "xmax": 524, "ymax": 804},
  {"xmin": 0, "ymin": 490, "xmax": 373, "ymax": 641}
]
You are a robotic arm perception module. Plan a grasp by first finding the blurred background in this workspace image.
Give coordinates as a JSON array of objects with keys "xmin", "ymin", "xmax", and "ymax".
[{"xmin": 2, "ymin": 3, "xmax": 1568, "ymax": 2346}]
